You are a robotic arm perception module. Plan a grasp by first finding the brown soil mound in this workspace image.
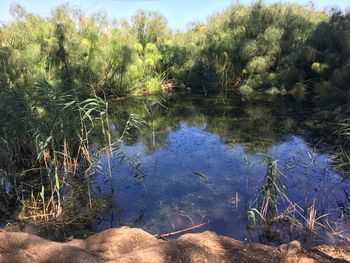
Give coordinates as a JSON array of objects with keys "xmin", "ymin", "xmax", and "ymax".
[{"xmin": 0, "ymin": 227, "xmax": 348, "ymax": 262}]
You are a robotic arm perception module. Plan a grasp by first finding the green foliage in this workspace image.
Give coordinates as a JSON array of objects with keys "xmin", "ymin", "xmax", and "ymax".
[
  {"xmin": 247, "ymin": 56, "xmax": 270, "ymax": 74},
  {"xmin": 240, "ymin": 84, "xmax": 254, "ymax": 96},
  {"xmin": 185, "ymin": 1, "xmax": 348, "ymax": 97},
  {"xmin": 0, "ymin": 5, "xmax": 179, "ymax": 97},
  {"xmin": 146, "ymin": 77, "xmax": 162, "ymax": 94},
  {"xmin": 240, "ymin": 40, "xmax": 258, "ymax": 60}
]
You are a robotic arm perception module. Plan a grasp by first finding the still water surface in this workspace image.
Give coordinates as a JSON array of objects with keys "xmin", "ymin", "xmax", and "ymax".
[{"xmin": 92, "ymin": 93, "xmax": 350, "ymax": 246}]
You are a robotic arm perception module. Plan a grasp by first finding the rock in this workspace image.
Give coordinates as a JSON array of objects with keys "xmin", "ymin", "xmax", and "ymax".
[{"xmin": 0, "ymin": 227, "xmax": 347, "ymax": 262}]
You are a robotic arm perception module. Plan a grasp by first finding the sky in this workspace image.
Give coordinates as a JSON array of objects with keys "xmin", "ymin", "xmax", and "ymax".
[{"xmin": 0, "ymin": 0, "xmax": 349, "ymax": 29}]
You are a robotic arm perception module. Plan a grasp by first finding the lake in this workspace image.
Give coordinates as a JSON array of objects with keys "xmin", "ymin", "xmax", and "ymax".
[{"xmin": 87, "ymin": 91, "xmax": 350, "ymax": 246}]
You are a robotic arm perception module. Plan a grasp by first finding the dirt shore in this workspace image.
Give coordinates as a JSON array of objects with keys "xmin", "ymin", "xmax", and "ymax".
[{"xmin": 0, "ymin": 227, "xmax": 349, "ymax": 262}]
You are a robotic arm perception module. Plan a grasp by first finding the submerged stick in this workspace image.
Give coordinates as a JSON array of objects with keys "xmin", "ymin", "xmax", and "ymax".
[
  {"xmin": 193, "ymin": 172, "xmax": 208, "ymax": 179},
  {"xmin": 155, "ymin": 222, "xmax": 207, "ymax": 238}
]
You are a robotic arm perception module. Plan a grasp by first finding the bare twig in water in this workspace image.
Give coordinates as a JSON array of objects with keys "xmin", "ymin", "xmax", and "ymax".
[
  {"xmin": 155, "ymin": 222, "xmax": 207, "ymax": 238},
  {"xmin": 193, "ymin": 171, "xmax": 208, "ymax": 179}
]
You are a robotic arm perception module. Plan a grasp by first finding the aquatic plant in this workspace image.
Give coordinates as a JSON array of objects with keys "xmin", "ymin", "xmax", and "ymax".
[
  {"xmin": 0, "ymin": 75, "xmax": 143, "ymax": 224},
  {"xmin": 247, "ymin": 157, "xmax": 285, "ymax": 225},
  {"xmin": 246, "ymin": 155, "xmax": 333, "ymax": 244},
  {"xmin": 332, "ymin": 118, "xmax": 350, "ymax": 176}
]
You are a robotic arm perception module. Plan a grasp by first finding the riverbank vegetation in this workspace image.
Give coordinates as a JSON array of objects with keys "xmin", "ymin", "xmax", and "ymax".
[
  {"xmin": 2, "ymin": 2, "xmax": 349, "ymax": 98},
  {"xmin": 0, "ymin": 1, "xmax": 350, "ymax": 241}
]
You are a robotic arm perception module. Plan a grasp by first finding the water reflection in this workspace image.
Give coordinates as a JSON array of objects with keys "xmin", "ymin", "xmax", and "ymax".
[{"xmin": 92, "ymin": 93, "xmax": 350, "ymax": 246}]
